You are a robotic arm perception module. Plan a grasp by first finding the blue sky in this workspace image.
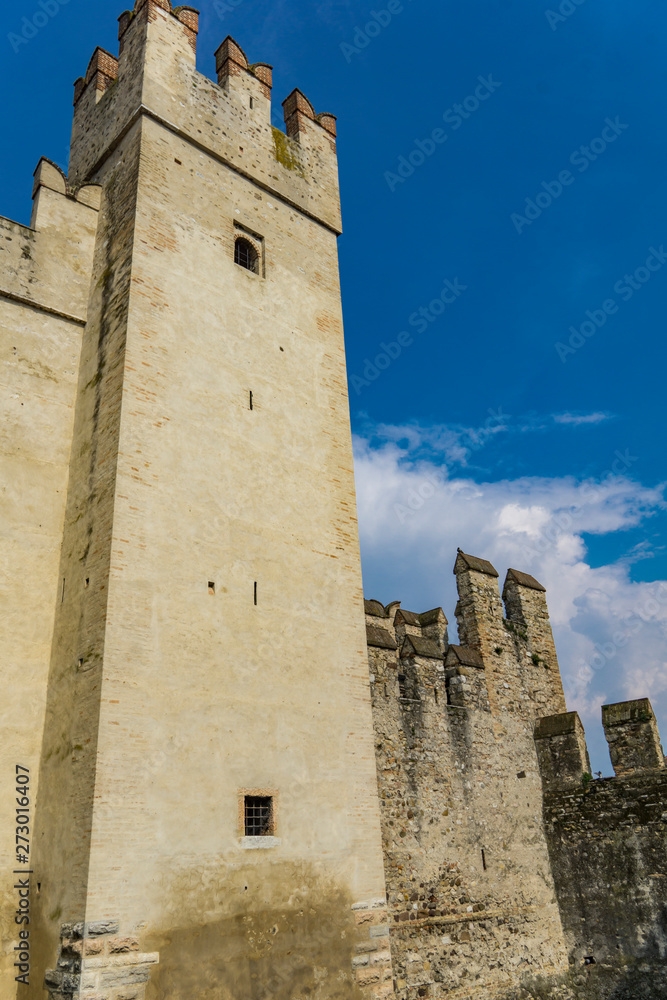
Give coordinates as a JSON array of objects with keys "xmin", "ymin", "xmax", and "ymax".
[{"xmin": 2, "ymin": 0, "xmax": 666, "ymax": 771}]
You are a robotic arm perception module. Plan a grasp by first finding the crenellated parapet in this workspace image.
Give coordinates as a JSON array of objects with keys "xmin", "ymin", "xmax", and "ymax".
[
  {"xmin": 283, "ymin": 89, "xmax": 338, "ymax": 151},
  {"xmin": 73, "ymin": 48, "xmax": 119, "ymax": 106},
  {"xmin": 117, "ymin": 0, "xmax": 199, "ymax": 54},
  {"xmin": 67, "ymin": 4, "xmax": 341, "ymax": 231},
  {"xmin": 365, "ymin": 552, "xmax": 572, "ymax": 998},
  {"xmin": 534, "ymin": 711, "xmax": 591, "ymax": 788},
  {"xmin": 602, "ymin": 698, "xmax": 665, "ymax": 776},
  {"xmin": 215, "ymin": 37, "xmax": 272, "ymax": 100},
  {"xmin": 365, "ymin": 599, "xmax": 448, "ymax": 705},
  {"xmin": 366, "ymin": 549, "xmax": 566, "ymax": 720},
  {"xmin": 453, "ymin": 550, "xmax": 566, "ymax": 718},
  {"xmin": 444, "ymin": 644, "xmax": 489, "ymax": 711},
  {"xmin": 536, "ymin": 700, "xmax": 667, "ymax": 978},
  {"xmin": 535, "ymin": 698, "xmax": 666, "ymax": 789},
  {"xmin": 503, "ymin": 568, "xmax": 560, "ymax": 675},
  {"xmin": 0, "ymin": 158, "xmax": 101, "ymax": 324}
]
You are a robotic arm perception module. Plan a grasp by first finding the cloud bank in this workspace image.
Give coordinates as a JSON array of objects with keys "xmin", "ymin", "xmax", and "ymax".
[{"xmin": 353, "ymin": 422, "xmax": 667, "ymax": 772}]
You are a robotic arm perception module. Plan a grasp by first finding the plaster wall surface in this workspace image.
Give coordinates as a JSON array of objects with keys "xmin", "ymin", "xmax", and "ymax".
[
  {"xmin": 0, "ymin": 176, "xmax": 99, "ymax": 994},
  {"xmin": 25, "ymin": 5, "xmax": 390, "ymax": 999}
]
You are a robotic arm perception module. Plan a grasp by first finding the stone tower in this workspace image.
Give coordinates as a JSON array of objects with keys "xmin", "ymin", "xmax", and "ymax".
[{"xmin": 0, "ymin": 2, "xmax": 391, "ymax": 998}]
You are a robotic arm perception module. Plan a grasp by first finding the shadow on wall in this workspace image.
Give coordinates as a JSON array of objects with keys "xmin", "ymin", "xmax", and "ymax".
[{"xmin": 144, "ymin": 860, "xmax": 366, "ymax": 1000}]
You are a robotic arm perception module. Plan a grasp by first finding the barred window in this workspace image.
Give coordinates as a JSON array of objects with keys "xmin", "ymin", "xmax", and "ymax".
[
  {"xmin": 244, "ymin": 796, "xmax": 273, "ymax": 836},
  {"xmin": 235, "ymin": 237, "xmax": 259, "ymax": 274}
]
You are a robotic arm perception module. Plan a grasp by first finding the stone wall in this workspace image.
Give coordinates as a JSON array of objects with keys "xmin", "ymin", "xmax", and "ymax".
[
  {"xmin": 18, "ymin": 3, "xmax": 390, "ymax": 999},
  {"xmin": 0, "ymin": 161, "xmax": 100, "ymax": 996},
  {"xmin": 366, "ymin": 552, "xmax": 571, "ymax": 1000},
  {"xmin": 535, "ymin": 700, "xmax": 667, "ymax": 999}
]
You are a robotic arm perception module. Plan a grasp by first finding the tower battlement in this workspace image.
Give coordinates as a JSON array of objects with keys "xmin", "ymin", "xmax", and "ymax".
[
  {"xmin": 68, "ymin": 2, "xmax": 341, "ymax": 232},
  {"xmin": 118, "ymin": 0, "xmax": 199, "ymax": 53}
]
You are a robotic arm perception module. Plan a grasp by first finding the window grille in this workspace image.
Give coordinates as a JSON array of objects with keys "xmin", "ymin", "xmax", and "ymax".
[
  {"xmin": 235, "ymin": 237, "xmax": 259, "ymax": 273},
  {"xmin": 244, "ymin": 796, "xmax": 273, "ymax": 836}
]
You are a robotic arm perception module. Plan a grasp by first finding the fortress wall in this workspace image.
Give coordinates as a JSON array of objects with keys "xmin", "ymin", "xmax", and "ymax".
[
  {"xmin": 0, "ymin": 165, "xmax": 99, "ymax": 995},
  {"xmin": 365, "ymin": 553, "xmax": 570, "ymax": 1000},
  {"xmin": 535, "ymin": 700, "xmax": 667, "ymax": 998},
  {"xmin": 28, "ymin": 5, "xmax": 390, "ymax": 999}
]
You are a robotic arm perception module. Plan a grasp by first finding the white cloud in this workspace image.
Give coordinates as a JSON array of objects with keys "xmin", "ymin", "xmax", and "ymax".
[
  {"xmin": 553, "ymin": 411, "xmax": 610, "ymax": 426},
  {"xmin": 354, "ymin": 429, "xmax": 667, "ymax": 772},
  {"xmin": 359, "ymin": 409, "xmax": 613, "ymax": 471}
]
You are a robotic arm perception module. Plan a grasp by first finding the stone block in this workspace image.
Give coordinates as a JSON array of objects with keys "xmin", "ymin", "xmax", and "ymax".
[{"xmin": 602, "ymin": 699, "xmax": 665, "ymax": 776}]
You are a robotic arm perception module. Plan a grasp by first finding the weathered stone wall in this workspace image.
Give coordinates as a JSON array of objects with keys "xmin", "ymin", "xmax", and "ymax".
[
  {"xmin": 0, "ymin": 163, "xmax": 100, "ymax": 996},
  {"xmin": 365, "ymin": 553, "xmax": 571, "ymax": 1000},
  {"xmin": 535, "ymin": 700, "xmax": 667, "ymax": 999}
]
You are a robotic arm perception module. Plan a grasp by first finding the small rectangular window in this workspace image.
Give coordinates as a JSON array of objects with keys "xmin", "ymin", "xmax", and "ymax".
[
  {"xmin": 208, "ymin": 582, "xmax": 215, "ymax": 595},
  {"xmin": 254, "ymin": 582, "xmax": 258, "ymax": 606},
  {"xmin": 245, "ymin": 796, "xmax": 273, "ymax": 836}
]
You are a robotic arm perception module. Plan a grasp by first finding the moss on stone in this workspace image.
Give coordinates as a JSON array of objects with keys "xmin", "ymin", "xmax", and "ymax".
[{"xmin": 271, "ymin": 128, "xmax": 305, "ymax": 177}]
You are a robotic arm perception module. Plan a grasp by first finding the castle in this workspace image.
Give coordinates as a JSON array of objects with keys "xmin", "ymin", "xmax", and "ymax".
[{"xmin": 0, "ymin": 3, "xmax": 665, "ymax": 999}]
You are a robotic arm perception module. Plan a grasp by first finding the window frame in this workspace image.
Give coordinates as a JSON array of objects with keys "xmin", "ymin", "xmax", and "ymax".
[{"xmin": 233, "ymin": 222, "xmax": 265, "ymax": 277}]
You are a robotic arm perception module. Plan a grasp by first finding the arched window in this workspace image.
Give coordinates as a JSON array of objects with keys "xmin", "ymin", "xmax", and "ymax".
[{"xmin": 235, "ymin": 237, "xmax": 259, "ymax": 274}]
